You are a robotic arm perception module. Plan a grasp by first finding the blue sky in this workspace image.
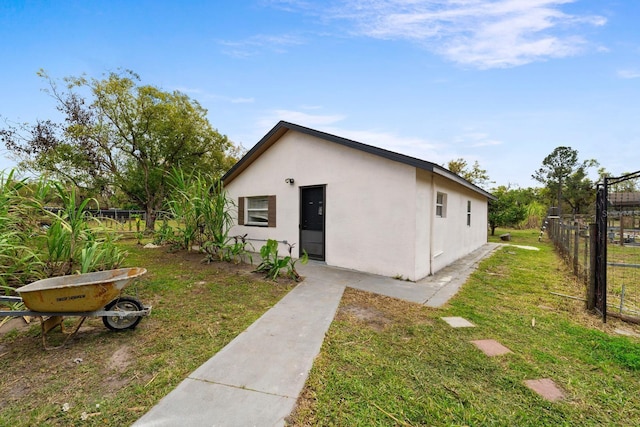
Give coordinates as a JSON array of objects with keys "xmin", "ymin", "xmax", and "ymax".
[{"xmin": 1, "ymin": 0, "xmax": 639, "ymax": 188}]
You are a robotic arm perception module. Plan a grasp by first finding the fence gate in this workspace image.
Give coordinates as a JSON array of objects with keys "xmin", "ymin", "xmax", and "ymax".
[{"xmin": 594, "ymin": 171, "xmax": 640, "ymax": 323}]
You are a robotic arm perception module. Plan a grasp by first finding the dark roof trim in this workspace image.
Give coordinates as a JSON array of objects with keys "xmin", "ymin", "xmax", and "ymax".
[{"xmin": 222, "ymin": 121, "xmax": 495, "ymax": 200}]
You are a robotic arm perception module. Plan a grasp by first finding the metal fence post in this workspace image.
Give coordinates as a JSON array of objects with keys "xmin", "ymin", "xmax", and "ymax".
[
  {"xmin": 583, "ymin": 227, "xmax": 589, "ymax": 283},
  {"xmin": 573, "ymin": 222, "xmax": 579, "ymax": 276},
  {"xmin": 588, "ymin": 223, "xmax": 596, "ymax": 310}
]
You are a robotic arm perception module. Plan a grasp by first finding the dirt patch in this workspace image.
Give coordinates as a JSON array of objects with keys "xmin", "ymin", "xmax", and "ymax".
[
  {"xmin": 339, "ymin": 305, "xmax": 391, "ymax": 331},
  {"xmin": 108, "ymin": 345, "xmax": 132, "ymax": 372},
  {"xmin": 337, "ymin": 288, "xmax": 434, "ymax": 327},
  {"xmin": 143, "ymin": 245, "xmax": 298, "ymax": 285},
  {"xmin": 0, "ymin": 317, "xmax": 32, "ymax": 336}
]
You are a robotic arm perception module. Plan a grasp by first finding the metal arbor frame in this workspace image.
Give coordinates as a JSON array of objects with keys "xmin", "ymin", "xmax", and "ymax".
[{"xmin": 594, "ymin": 170, "xmax": 640, "ymax": 322}]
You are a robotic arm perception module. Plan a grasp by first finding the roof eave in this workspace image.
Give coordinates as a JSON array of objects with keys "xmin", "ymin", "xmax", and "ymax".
[{"xmin": 222, "ymin": 120, "xmax": 496, "ymax": 201}]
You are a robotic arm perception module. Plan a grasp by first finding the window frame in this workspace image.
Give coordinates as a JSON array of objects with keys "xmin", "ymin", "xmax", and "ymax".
[
  {"xmin": 246, "ymin": 196, "xmax": 269, "ymax": 226},
  {"xmin": 467, "ymin": 200, "xmax": 471, "ymax": 226},
  {"xmin": 238, "ymin": 195, "xmax": 276, "ymax": 227},
  {"xmin": 436, "ymin": 192, "xmax": 447, "ymax": 218}
]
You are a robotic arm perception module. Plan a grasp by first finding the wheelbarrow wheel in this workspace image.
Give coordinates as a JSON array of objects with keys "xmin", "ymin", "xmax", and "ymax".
[{"xmin": 102, "ymin": 296, "xmax": 143, "ymax": 331}]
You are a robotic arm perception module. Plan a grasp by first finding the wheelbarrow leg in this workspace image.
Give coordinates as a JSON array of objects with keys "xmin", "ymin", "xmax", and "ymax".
[
  {"xmin": 39, "ymin": 316, "xmax": 88, "ymax": 350},
  {"xmin": 41, "ymin": 316, "xmax": 63, "ymax": 334}
]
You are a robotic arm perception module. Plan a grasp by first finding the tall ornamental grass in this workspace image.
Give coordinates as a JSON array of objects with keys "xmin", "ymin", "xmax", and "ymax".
[
  {"xmin": 0, "ymin": 170, "xmax": 127, "ymax": 290},
  {"xmin": 0, "ymin": 170, "xmax": 42, "ymax": 288},
  {"xmin": 161, "ymin": 169, "xmax": 249, "ymax": 263}
]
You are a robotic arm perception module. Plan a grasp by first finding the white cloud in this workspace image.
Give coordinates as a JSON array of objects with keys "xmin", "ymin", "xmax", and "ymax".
[
  {"xmin": 617, "ymin": 69, "xmax": 640, "ymax": 79},
  {"xmin": 326, "ymin": 127, "xmax": 440, "ymax": 155},
  {"xmin": 277, "ymin": 0, "xmax": 606, "ymax": 69},
  {"xmin": 259, "ymin": 109, "xmax": 347, "ymax": 128},
  {"xmin": 256, "ymin": 109, "xmax": 446, "ymax": 161},
  {"xmin": 219, "ymin": 33, "xmax": 305, "ymax": 58},
  {"xmin": 172, "ymin": 86, "xmax": 203, "ymax": 95},
  {"xmin": 170, "ymin": 88, "xmax": 255, "ymax": 105},
  {"xmin": 261, "ymin": 0, "xmax": 315, "ymax": 12},
  {"xmin": 299, "ymin": 104, "xmax": 324, "ymax": 110},
  {"xmin": 317, "ymin": 125, "xmax": 454, "ymax": 165},
  {"xmin": 454, "ymin": 132, "xmax": 504, "ymax": 147}
]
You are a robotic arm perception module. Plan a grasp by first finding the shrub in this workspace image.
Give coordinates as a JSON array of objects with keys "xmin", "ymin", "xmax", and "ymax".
[{"xmin": 255, "ymin": 240, "xmax": 308, "ymax": 281}]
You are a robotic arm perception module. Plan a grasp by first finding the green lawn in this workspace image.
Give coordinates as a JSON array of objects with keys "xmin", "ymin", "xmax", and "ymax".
[
  {"xmin": 606, "ymin": 242, "xmax": 640, "ymax": 316},
  {"xmin": 289, "ymin": 229, "xmax": 640, "ymax": 426},
  {"xmin": 2, "ymin": 231, "xmax": 639, "ymax": 426},
  {"xmin": 0, "ymin": 242, "xmax": 294, "ymax": 426}
]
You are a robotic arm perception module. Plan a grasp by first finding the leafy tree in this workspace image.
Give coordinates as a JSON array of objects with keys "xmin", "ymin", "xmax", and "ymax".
[
  {"xmin": 488, "ymin": 186, "xmax": 528, "ymax": 235},
  {"xmin": 564, "ymin": 168, "xmax": 596, "ymax": 215},
  {"xmin": 1, "ymin": 70, "xmax": 237, "ymax": 230},
  {"xmin": 447, "ymin": 158, "xmax": 492, "ymax": 188},
  {"xmin": 532, "ymin": 146, "xmax": 597, "ymax": 217}
]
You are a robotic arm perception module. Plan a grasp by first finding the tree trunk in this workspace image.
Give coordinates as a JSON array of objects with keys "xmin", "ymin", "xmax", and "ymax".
[
  {"xmin": 490, "ymin": 224, "xmax": 497, "ymax": 236},
  {"xmin": 145, "ymin": 203, "xmax": 156, "ymax": 232},
  {"xmin": 557, "ymin": 177, "xmax": 563, "ymax": 219}
]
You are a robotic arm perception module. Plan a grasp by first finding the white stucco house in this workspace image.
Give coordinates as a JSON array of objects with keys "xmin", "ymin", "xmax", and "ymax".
[{"xmin": 222, "ymin": 121, "xmax": 495, "ymax": 281}]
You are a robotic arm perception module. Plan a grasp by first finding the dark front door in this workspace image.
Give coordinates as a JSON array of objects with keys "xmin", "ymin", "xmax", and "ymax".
[{"xmin": 300, "ymin": 186, "xmax": 325, "ymax": 260}]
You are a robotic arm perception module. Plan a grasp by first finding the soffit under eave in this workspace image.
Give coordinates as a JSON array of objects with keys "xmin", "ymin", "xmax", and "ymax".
[{"xmin": 432, "ymin": 168, "xmax": 496, "ymax": 200}]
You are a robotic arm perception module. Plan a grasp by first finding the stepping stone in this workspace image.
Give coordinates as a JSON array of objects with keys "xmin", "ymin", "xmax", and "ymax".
[
  {"xmin": 470, "ymin": 339, "xmax": 512, "ymax": 356},
  {"xmin": 441, "ymin": 317, "xmax": 475, "ymax": 328},
  {"xmin": 524, "ymin": 378, "xmax": 565, "ymax": 401}
]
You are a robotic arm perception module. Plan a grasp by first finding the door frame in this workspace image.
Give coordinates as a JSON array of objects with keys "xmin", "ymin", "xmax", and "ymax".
[{"xmin": 299, "ymin": 185, "xmax": 326, "ymax": 261}]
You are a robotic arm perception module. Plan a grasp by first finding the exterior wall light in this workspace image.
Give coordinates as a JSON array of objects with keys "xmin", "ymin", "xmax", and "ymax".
[{"xmin": 285, "ymin": 178, "xmax": 295, "ymax": 185}]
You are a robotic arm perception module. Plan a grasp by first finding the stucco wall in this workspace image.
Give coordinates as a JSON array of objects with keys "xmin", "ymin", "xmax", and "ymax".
[
  {"xmin": 414, "ymin": 169, "xmax": 433, "ymax": 280},
  {"xmin": 225, "ymin": 130, "xmax": 419, "ymax": 279},
  {"xmin": 428, "ymin": 174, "xmax": 489, "ymax": 273}
]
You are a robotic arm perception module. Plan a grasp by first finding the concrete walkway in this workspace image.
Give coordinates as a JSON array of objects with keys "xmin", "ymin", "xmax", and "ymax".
[
  {"xmin": 299, "ymin": 243, "xmax": 500, "ymax": 307},
  {"xmin": 133, "ymin": 243, "xmax": 500, "ymax": 426}
]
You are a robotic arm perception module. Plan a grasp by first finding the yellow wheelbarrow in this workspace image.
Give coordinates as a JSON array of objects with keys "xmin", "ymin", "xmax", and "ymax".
[{"xmin": 0, "ymin": 268, "xmax": 150, "ymax": 349}]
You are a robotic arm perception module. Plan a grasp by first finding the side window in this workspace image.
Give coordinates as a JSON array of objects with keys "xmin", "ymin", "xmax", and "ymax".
[
  {"xmin": 467, "ymin": 200, "xmax": 471, "ymax": 226},
  {"xmin": 436, "ymin": 192, "xmax": 447, "ymax": 218},
  {"xmin": 238, "ymin": 196, "xmax": 276, "ymax": 227},
  {"xmin": 247, "ymin": 196, "xmax": 269, "ymax": 226}
]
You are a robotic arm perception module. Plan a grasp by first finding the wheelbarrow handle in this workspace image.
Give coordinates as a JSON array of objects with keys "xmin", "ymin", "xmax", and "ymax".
[
  {"xmin": 0, "ymin": 307, "xmax": 152, "ymax": 318},
  {"xmin": 0, "ymin": 296, "xmax": 23, "ymax": 303}
]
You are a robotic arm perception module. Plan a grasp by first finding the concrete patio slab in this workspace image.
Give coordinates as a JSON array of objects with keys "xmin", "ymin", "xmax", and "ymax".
[
  {"xmin": 471, "ymin": 339, "xmax": 512, "ymax": 356},
  {"xmin": 524, "ymin": 378, "xmax": 565, "ymax": 401},
  {"xmin": 441, "ymin": 317, "xmax": 476, "ymax": 328}
]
